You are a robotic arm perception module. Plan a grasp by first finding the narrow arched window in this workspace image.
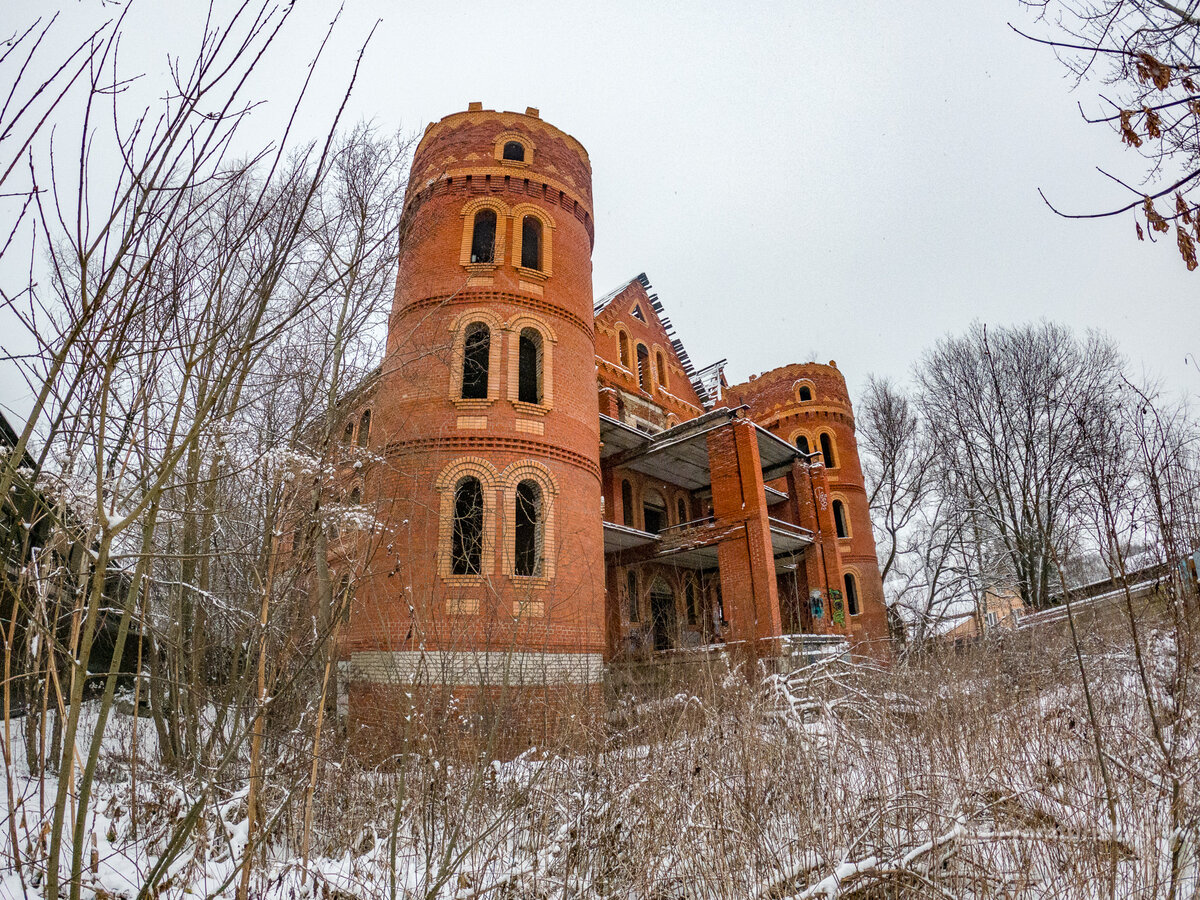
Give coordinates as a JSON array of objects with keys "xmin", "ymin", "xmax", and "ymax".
[
  {"xmin": 619, "ymin": 331, "xmax": 631, "ymax": 368},
  {"xmin": 636, "ymin": 344, "xmax": 650, "ymax": 391},
  {"xmin": 820, "ymin": 433, "xmax": 836, "ymax": 468},
  {"xmin": 518, "ymin": 327, "xmax": 543, "ymax": 404},
  {"xmin": 503, "ymin": 141, "xmax": 525, "ymax": 161},
  {"xmin": 643, "ymin": 490, "xmax": 666, "ymax": 534},
  {"xmin": 342, "ymin": 421, "xmax": 354, "ymax": 445},
  {"xmin": 358, "ymin": 410, "xmax": 371, "ymax": 447},
  {"xmin": 796, "ymin": 435, "xmax": 810, "ymax": 454},
  {"xmin": 349, "ymin": 486, "xmax": 362, "ymax": 505},
  {"xmin": 461, "ymin": 323, "xmax": 490, "ymax": 399},
  {"xmin": 521, "ymin": 216, "xmax": 542, "ymax": 270},
  {"xmin": 844, "ymin": 572, "xmax": 860, "ymax": 616},
  {"xmin": 798, "ymin": 385, "xmax": 813, "ymax": 402},
  {"xmin": 677, "ymin": 498, "xmax": 687, "ymax": 525},
  {"xmin": 626, "ymin": 569, "xmax": 639, "ymax": 622},
  {"xmin": 451, "ymin": 477, "xmax": 484, "ymax": 575},
  {"xmin": 685, "ymin": 579, "xmax": 697, "ymax": 625},
  {"xmin": 621, "ymin": 480, "xmax": 634, "ymax": 527},
  {"xmin": 833, "ymin": 499, "xmax": 848, "ymax": 538},
  {"xmin": 470, "ymin": 208, "xmax": 496, "ymax": 263},
  {"xmin": 656, "ymin": 351, "xmax": 667, "ymax": 388},
  {"xmin": 514, "ymin": 479, "xmax": 543, "ymax": 576},
  {"xmin": 338, "ymin": 574, "xmax": 352, "ymax": 624}
]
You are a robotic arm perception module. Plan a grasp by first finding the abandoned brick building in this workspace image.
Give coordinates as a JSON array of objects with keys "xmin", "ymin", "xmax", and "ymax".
[{"xmin": 333, "ymin": 104, "xmax": 888, "ymax": 738}]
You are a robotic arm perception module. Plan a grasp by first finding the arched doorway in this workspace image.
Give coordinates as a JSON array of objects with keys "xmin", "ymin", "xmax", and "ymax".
[{"xmin": 649, "ymin": 578, "xmax": 676, "ymax": 651}]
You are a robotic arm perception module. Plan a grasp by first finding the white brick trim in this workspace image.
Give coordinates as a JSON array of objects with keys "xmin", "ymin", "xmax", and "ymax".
[{"xmin": 349, "ymin": 650, "xmax": 604, "ymax": 686}]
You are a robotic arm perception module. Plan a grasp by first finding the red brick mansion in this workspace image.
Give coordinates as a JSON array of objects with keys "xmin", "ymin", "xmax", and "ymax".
[{"xmin": 332, "ymin": 104, "xmax": 888, "ymax": 742}]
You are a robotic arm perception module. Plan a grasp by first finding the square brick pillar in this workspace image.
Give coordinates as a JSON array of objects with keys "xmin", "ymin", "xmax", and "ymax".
[
  {"xmin": 790, "ymin": 458, "xmax": 847, "ymax": 636},
  {"xmin": 706, "ymin": 417, "xmax": 782, "ymax": 657}
]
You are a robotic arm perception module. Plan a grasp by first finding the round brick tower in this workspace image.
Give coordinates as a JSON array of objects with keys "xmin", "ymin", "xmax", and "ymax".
[
  {"xmin": 727, "ymin": 362, "xmax": 889, "ymax": 654},
  {"xmin": 349, "ymin": 105, "xmax": 605, "ymax": 748}
]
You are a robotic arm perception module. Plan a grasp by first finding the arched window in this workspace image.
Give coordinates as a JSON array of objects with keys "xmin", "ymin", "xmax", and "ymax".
[
  {"xmin": 820, "ymin": 433, "xmax": 836, "ymax": 468},
  {"xmin": 461, "ymin": 323, "xmax": 490, "ymax": 400},
  {"xmin": 518, "ymin": 328, "xmax": 543, "ymax": 404},
  {"xmin": 470, "ymin": 208, "xmax": 496, "ymax": 263},
  {"xmin": 451, "ymin": 477, "xmax": 484, "ymax": 575},
  {"xmin": 514, "ymin": 479, "xmax": 543, "ymax": 576},
  {"xmin": 618, "ymin": 331, "xmax": 631, "ymax": 368},
  {"xmin": 621, "ymin": 480, "xmax": 634, "ymax": 527},
  {"xmin": 636, "ymin": 343, "xmax": 650, "ymax": 391},
  {"xmin": 833, "ymin": 499, "xmax": 848, "ymax": 538},
  {"xmin": 502, "ymin": 141, "xmax": 525, "ymax": 162},
  {"xmin": 626, "ymin": 569, "xmax": 639, "ymax": 622},
  {"xmin": 798, "ymin": 385, "xmax": 813, "ymax": 402},
  {"xmin": 677, "ymin": 497, "xmax": 687, "ymax": 525},
  {"xmin": 685, "ymin": 579, "xmax": 698, "ymax": 625},
  {"xmin": 342, "ymin": 421, "xmax": 354, "ymax": 445},
  {"xmin": 796, "ymin": 435, "xmax": 810, "ymax": 454},
  {"xmin": 357, "ymin": 410, "xmax": 371, "ymax": 447},
  {"xmin": 643, "ymin": 489, "xmax": 666, "ymax": 534},
  {"xmin": 649, "ymin": 579, "xmax": 676, "ymax": 651},
  {"xmin": 844, "ymin": 572, "xmax": 860, "ymax": 616},
  {"xmin": 521, "ymin": 216, "xmax": 542, "ymax": 270},
  {"xmin": 655, "ymin": 351, "xmax": 668, "ymax": 389},
  {"xmin": 349, "ymin": 486, "xmax": 362, "ymax": 505}
]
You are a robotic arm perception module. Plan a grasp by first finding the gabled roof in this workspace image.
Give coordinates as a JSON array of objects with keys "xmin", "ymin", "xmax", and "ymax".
[{"xmin": 593, "ymin": 272, "xmax": 718, "ymax": 408}]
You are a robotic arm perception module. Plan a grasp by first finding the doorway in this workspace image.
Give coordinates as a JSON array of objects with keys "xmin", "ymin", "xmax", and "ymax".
[{"xmin": 649, "ymin": 579, "xmax": 676, "ymax": 651}]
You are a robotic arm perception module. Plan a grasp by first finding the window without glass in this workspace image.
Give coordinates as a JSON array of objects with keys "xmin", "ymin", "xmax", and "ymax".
[
  {"xmin": 636, "ymin": 343, "xmax": 650, "ymax": 391},
  {"xmin": 514, "ymin": 480, "xmax": 543, "ymax": 576},
  {"xmin": 349, "ymin": 486, "xmax": 362, "ymax": 505},
  {"xmin": 656, "ymin": 351, "xmax": 667, "ymax": 388},
  {"xmin": 820, "ymin": 433, "xmax": 836, "ymax": 467},
  {"xmin": 685, "ymin": 579, "xmax": 697, "ymax": 625},
  {"xmin": 461, "ymin": 323, "xmax": 490, "ymax": 399},
  {"xmin": 451, "ymin": 477, "xmax": 484, "ymax": 575},
  {"xmin": 833, "ymin": 499, "xmax": 848, "ymax": 538},
  {"xmin": 798, "ymin": 385, "xmax": 813, "ymax": 402},
  {"xmin": 342, "ymin": 421, "xmax": 354, "ymax": 445},
  {"xmin": 643, "ymin": 490, "xmax": 666, "ymax": 535},
  {"xmin": 521, "ymin": 216, "xmax": 542, "ymax": 270},
  {"xmin": 518, "ymin": 328, "xmax": 543, "ymax": 404},
  {"xmin": 621, "ymin": 480, "xmax": 634, "ymax": 527},
  {"xmin": 358, "ymin": 410, "xmax": 371, "ymax": 447},
  {"xmin": 844, "ymin": 573, "xmax": 860, "ymax": 616},
  {"xmin": 677, "ymin": 498, "xmax": 687, "ymax": 525},
  {"xmin": 338, "ymin": 574, "xmax": 352, "ymax": 624},
  {"xmin": 502, "ymin": 141, "xmax": 525, "ymax": 161},
  {"xmin": 470, "ymin": 208, "xmax": 496, "ymax": 263},
  {"xmin": 626, "ymin": 569, "xmax": 640, "ymax": 622},
  {"xmin": 619, "ymin": 331, "xmax": 631, "ymax": 368},
  {"xmin": 796, "ymin": 435, "xmax": 810, "ymax": 454}
]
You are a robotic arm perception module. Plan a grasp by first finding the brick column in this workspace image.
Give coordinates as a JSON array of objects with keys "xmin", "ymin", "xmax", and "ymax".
[{"xmin": 707, "ymin": 417, "xmax": 781, "ymax": 657}]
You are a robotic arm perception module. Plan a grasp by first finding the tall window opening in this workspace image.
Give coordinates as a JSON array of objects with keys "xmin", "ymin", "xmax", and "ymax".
[
  {"xmin": 656, "ymin": 351, "xmax": 667, "ymax": 388},
  {"xmin": 521, "ymin": 216, "xmax": 542, "ymax": 270},
  {"xmin": 342, "ymin": 421, "xmax": 354, "ymax": 445},
  {"xmin": 677, "ymin": 497, "xmax": 688, "ymax": 525},
  {"xmin": 796, "ymin": 435, "xmax": 810, "ymax": 454},
  {"xmin": 819, "ymin": 433, "xmax": 836, "ymax": 468},
  {"xmin": 470, "ymin": 208, "xmax": 496, "ymax": 263},
  {"xmin": 349, "ymin": 486, "xmax": 362, "ymax": 505},
  {"xmin": 844, "ymin": 572, "xmax": 860, "ymax": 616},
  {"xmin": 619, "ymin": 331, "xmax": 631, "ymax": 368},
  {"xmin": 626, "ymin": 569, "xmax": 639, "ymax": 622},
  {"xmin": 643, "ymin": 490, "xmax": 666, "ymax": 535},
  {"xmin": 833, "ymin": 499, "xmax": 848, "ymax": 538},
  {"xmin": 502, "ymin": 141, "xmax": 525, "ymax": 161},
  {"xmin": 649, "ymin": 579, "xmax": 676, "ymax": 651},
  {"xmin": 338, "ymin": 574, "xmax": 352, "ymax": 624},
  {"xmin": 636, "ymin": 343, "xmax": 650, "ymax": 391},
  {"xmin": 451, "ymin": 477, "xmax": 484, "ymax": 575},
  {"xmin": 685, "ymin": 579, "xmax": 697, "ymax": 625},
  {"xmin": 621, "ymin": 480, "xmax": 634, "ymax": 527},
  {"xmin": 514, "ymin": 479, "xmax": 543, "ymax": 576},
  {"xmin": 357, "ymin": 410, "xmax": 371, "ymax": 447},
  {"xmin": 798, "ymin": 385, "xmax": 813, "ymax": 402},
  {"xmin": 461, "ymin": 323, "xmax": 490, "ymax": 400},
  {"xmin": 518, "ymin": 328, "xmax": 544, "ymax": 404}
]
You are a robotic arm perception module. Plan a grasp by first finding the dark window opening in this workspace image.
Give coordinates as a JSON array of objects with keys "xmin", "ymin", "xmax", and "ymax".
[
  {"xmin": 518, "ymin": 327, "xmax": 543, "ymax": 404},
  {"xmin": 631, "ymin": 305, "xmax": 646, "ymax": 322},
  {"xmin": 514, "ymin": 479, "xmax": 543, "ymax": 576},
  {"xmin": 844, "ymin": 573, "xmax": 860, "ymax": 616},
  {"xmin": 470, "ymin": 208, "xmax": 496, "ymax": 263},
  {"xmin": 833, "ymin": 499, "xmax": 848, "ymax": 538},
  {"xmin": 621, "ymin": 480, "xmax": 634, "ymax": 527},
  {"xmin": 656, "ymin": 351, "xmax": 667, "ymax": 388},
  {"xmin": 349, "ymin": 486, "xmax": 362, "ymax": 505},
  {"xmin": 820, "ymin": 433, "xmax": 836, "ymax": 468},
  {"xmin": 636, "ymin": 343, "xmax": 650, "ymax": 391},
  {"xmin": 619, "ymin": 331, "xmax": 631, "ymax": 368},
  {"xmin": 627, "ymin": 569, "xmax": 639, "ymax": 622},
  {"xmin": 521, "ymin": 216, "xmax": 542, "ymax": 270},
  {"xmin": 338, "ymin": 574, "xmax": 352, "ymax": 624},
  {"xmin": 342, "ymin": 421, "xmax": 354, "ymax": 445},
  {"xmin": 462, "ymin": 323, "xmax": 490, "ymax": 399},
  {"xmin": 799, "ymin": 385, "xmax": 813, "ymax": 402},
  {"xmin": 451, "ymin": 477, "xmax": 484, "ymax": 575},
  {"xmin": 715, "ymin": 583, "xmax": 726, "ymax": 625},
  {"xmin": 797, "ymin": 435, "xmax": 810, "ymax": 454},
  {"xmin": 358, "ymin": 410, "xmax": 371, "ymax": 447},
  {"xmin": 503, "ymin": 141, "xmax": 525, "ymax": 162},
  {"xmin": 649, "ymin": 580, "xmax": 676, "ymax": 651},
  {"xmin": 677, "ymin": 498, "xmax": 687, "ymax": 525},
  {"xmin": 643, "ymin": 491, "xmax": 666, "ymax": 535},
  {"xmin": 685, "ymin": 580, "xmax": 697, "ymax": 625}
]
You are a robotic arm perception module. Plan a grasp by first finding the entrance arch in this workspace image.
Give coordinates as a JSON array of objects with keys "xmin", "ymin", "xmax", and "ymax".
[{"xmin": 649, "ymin": 578, "xmax": 677, "ymax": 651}]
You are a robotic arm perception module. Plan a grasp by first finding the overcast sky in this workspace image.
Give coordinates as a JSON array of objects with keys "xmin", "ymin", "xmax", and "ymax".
[{"xmin": 4, "ymin": 0, "xmax": 1198, "ymax": 418}]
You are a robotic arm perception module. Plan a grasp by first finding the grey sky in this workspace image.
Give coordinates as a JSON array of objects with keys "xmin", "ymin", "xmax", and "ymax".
[{"xmin": 3, "ymin": 0, "xmax": 1197, "ymax": 418}]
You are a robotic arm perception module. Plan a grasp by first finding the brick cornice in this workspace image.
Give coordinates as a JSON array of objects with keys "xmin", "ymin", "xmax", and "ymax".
[
  {"xmin": 385, "ymin": 435, "xmax": 600, "ymax": 481},
  {"xmin": 396, "ymin": 291, "xmax": 593, "ymax": 338}
]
